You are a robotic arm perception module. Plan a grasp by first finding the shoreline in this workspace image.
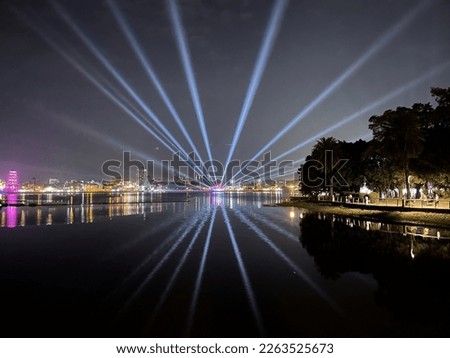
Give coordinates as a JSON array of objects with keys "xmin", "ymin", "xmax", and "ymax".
[{"xmin": 278, "ymin": 200, "xmax": 450, "ymax": 229}]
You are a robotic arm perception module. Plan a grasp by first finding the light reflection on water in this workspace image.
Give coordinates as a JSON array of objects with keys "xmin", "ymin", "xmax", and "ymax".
[
  {"xmin": 0, "ymin": 192, "xmax": 283, "ymax": 228},
  {"xmin": 1, "ymin": 192, "xmax": 450, "ymax": 337}
]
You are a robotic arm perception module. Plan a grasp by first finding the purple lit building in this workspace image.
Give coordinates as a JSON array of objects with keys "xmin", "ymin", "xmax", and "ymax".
[{"xmin": 4, "ymin": 170, "xmax": 19, "ymax": 193}]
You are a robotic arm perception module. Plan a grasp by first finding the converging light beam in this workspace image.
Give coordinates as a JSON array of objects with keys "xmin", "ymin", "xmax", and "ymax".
[
  {"xmin": 107, "ymin": 0, "xmax": 205, "ymax": 165},
  {"xmin": 235, "ymin": 60, "xmax": 450, "ymax": 184},
  {"xmin": 51, "ymin": 1, "xmax": 206, "ymax": 180},
  {"xmin": 270, "ymin": 60, "xmax": 450, "ymax": 163},
  {"xmin": 225, "ymin": 0, "xmax": 289, "ymax": 167},
  {"xmin": 25, "ymin": 17, "xmax": 177, "ymax": 155},
  {"xmin": 229, "ymin": 0, "xmax": 430, "ymax": 185},
  {"xmin": 167, "ymin": 0, "xmax": 214, "ymax": 171}
]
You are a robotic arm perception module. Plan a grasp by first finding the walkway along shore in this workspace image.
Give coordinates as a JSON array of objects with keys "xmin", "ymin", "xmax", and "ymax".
[{"xmin": 278, "ymin": 198, "xmax": 450, "ymax": 229}]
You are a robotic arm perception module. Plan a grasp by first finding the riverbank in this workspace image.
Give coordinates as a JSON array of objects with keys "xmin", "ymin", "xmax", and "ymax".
[{"xmin": 278, "ymin": 200, "xmax": 450, "ymax": 229}]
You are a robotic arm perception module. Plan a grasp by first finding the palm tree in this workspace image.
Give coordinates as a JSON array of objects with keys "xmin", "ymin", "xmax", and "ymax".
[
  {"xmin": 369, "ymin": 107, "xmax": 423, "ymax": 199},
  {"xmin": 311, "ymin": 137, "xmax": 340, "ymax": 199}
]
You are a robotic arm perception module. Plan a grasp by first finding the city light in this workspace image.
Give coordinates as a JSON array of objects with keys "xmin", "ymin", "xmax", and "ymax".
[
  {"xmin": 289, "ymin": 209, "xmax": 295, "ymax": 219},
  {"xmin": 4, "ymin": 171, "xmax": 19, "ymax": 193}
]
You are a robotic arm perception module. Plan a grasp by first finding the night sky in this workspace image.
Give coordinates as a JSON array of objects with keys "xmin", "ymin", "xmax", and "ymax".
[{"xmin": 1, "ymin": 0, "xmax": 449, "ymax": 182}]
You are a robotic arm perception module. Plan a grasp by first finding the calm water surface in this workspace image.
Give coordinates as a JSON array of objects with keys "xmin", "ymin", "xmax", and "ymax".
[{"xmin": 1, "ymin": 192, "xmax": 450, "ymax": 337}]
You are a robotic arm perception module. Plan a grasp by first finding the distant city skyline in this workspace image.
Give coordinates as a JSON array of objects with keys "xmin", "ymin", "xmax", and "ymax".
[{"xmin": 1, "ymin": 0, "xmax": 449, "ymax": 182}]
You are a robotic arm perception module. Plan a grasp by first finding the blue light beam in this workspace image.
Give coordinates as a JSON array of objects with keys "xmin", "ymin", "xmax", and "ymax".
[
  {"xmin": 229, "ymin": 0, "xmax": 430, "ymax": 185},
  {"xmin": 256, "ymin": 132, "xmax": 374, "ymax": 183},
  {"xmin": 121, "ymin": 209, "xmax": 206, "ymax": 311},
  {"xmin": 270, "ymin": 61, "xmax": 450, "ymax": 163},
  {"xmin": 147, "ymin": 210, "xmax": 210, "ymax": 327},
  {"xmin": 238, "ymin": 207, "xmax": 298, "ymax": 242},
  {"xmin": 222, "ymin": 207, "xmax": 265, "ymax": 336},
  {"xmin": 234, "ymin": 209, "xmax": 346, "ymax": 317},
  {"xmin": 57, "ymin": 114, "xmax": 160, "ymax": 164},
  {"xmin": 167, "ymin": 0, "xmax": 214, "ymax": 170},
  {"xmin": 51, "ymin": 1, "xmax": 206, "ymax": 179},
  {"xmin": 236, "ymin": 60, "xmax": 450, "ymax": 184},
  {"xmin": 100, "ymin": 209, "xmax": 183, "ymax": 266},
  {"xmin": 107, "ymin": 0, "xmax": 205, "ymax": 164},
  {"xmin": 23, "ymin": 11, "xmax": 181, "ymax": 157},
  {"xmin": 20, "ymin": 4, "xmax": 185, "ymax": 157},
  {"xmin": 110, "ymin": 211, "xmax": 200, "ymax": 300},
  {"xmin": 186, "ymin": 206, "xmax": 217, "ymax": 336},
  {"xmin": 225, "ymin": 0, "xmax": 289, "ymax": 167}
]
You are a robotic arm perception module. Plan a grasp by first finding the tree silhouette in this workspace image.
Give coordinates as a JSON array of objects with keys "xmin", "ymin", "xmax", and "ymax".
[
  {"xmin": 311, "ymin": 137, "xmax": 341, "ymax": 198},
  {"xmin": 369, "ymin": 107, "xmax": 423, "ymax": 199},
  {"xmin": 298, "ymin": 87, "xmax": 450, "ymax": 198}
]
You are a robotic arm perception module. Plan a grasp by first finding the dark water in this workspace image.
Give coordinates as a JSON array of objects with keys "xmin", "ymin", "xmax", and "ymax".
[{"xmin": 1, "ymin": 192, "xmax": 450, "ymax": 337}]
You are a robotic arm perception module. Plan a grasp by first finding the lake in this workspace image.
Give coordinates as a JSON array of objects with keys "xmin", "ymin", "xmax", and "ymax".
[{"xmin": 1, "ymin": 192, "xmax": 450, "ymax": 337}]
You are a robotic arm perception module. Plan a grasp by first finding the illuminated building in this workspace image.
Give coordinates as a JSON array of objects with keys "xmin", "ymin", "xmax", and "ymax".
[
  {"xmin": 4, "ymin": 170, "xmax": 19, "ymax": 193},
  {"xmin": 138, "ymin": 169, "xmax": 147, "ymax": 187},
  {"xmin": 49, "ymin": 178, "xmax": 60, "ymax": 185},
  {"xmin": 84, "ymin": 182, "xmax": 102, "ymax": 192}
]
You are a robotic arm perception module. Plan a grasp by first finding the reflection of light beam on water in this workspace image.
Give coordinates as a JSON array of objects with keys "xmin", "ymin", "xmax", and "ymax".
[
  {"xmin": 240, "ymin": 207, "xmax": 298, "ymax": 242},
  {"xmin": 252, "ymin": 205, "xmax": 299, "ymax": 225},
  {"xmin": 147, "ymin": 210, "xmax": 210, "ymax": 327},
  {"xmin": 222, "ymin": 207, "xmax": 265, "ymax": 336},
  {"xmin": 234, "ymin": 209, "xmax": 346, "ymax": 317},
  {"xmin": 229, "ymin": 1, "xmax": 430, "ymax": 185},
  {"xmin": 225, "ymin": 0, "xmax": 289, "ymax": 168},
  {"xmin": 119, "ymin": 210, "xmax": 205, "ymax": 310},
  {"xmin": 167, "ymin": 0, "xmax": 214, "ymax": 174},
  {"xmin": 100, "ymin": 210, "xmax": 184, "ymax": 265},
  {"xmin": 186, "ymin": 206, "xmax": 217, "ymax": 335},
  {"xmin": 107, "ymin": 0, "xmax": 204, "ymax": 164}
]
